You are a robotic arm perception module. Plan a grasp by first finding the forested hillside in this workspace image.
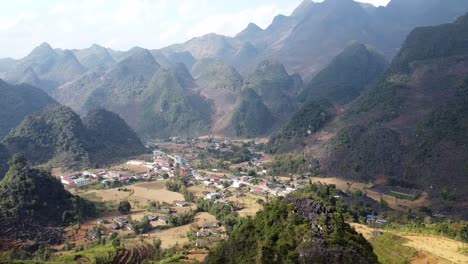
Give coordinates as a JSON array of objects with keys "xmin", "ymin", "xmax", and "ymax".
[
  {"xmin": 0, "ymin": 154, "xmax": 95, "ymax": 243},
  {"xmin": 0, "ymin": 79, "xmax": 57, "ymax": 139},
  {"xmin": 312, "ymin": 13, "xmax": 468, "ymax": 196},
  {"xmin": 2, "ymin": 105, "xmax": 146, "ymax": 171},
  {"xmin": 205, "ymin": 194, "xmax": 377, "ymax": 263}
]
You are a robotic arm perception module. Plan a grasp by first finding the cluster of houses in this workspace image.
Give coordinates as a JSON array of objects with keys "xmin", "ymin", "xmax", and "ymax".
[
  {"xmin": 196, "ymin": 173, "xmax": 299, "ymax": 199},
  {"xmin": 60, "ymin": 169, "xmax": 134, "ymax": 187},
  {"xmin": 195, "ymin": 221, "xmax": 226, "ymax": 247},
  {"xmin": 59, "ymin": 150, "xmax": 194, "ymax": 188},
  {"xmin": 60, "ymin": 171, "xmax": 101, "ymax": 187}
]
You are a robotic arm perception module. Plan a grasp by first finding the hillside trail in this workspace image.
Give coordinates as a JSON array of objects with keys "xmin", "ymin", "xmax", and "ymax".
[{"xmin": 351, "ymin": 223, "xmax": 468, "ymax": 264}]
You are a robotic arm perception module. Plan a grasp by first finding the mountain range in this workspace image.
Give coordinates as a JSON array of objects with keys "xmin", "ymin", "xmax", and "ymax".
[
  {"xmin": 1, "ymin": 0, "xmax": 467, "ymax": 140},
  {"xmin": 277, "ymin": 12, "xmax": 468, "ymax": 202}
]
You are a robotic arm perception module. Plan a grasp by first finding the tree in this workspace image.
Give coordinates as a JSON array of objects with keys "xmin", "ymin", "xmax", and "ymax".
[
  {"xmin": 118, "ymin": 201, "xmax": 131, "ymax": 214},
  {"xmin": 112, "ymin": 237, "xmax": 122, "ymax": 251}
]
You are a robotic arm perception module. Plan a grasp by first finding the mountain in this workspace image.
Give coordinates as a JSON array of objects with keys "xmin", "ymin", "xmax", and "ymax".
[
  {"xmin": 268, "ymin": 100, "xmax": 334, "ymax": 153},
  {"xmin": 2, "ymin": 105, "xmax": 92, "ymax": 169},
  {"xmin": 164, "ymin": 51, "xmax": 197, "ymax": 70},
  {"xmin": 2, "ymin": 105, "xmax": 146, "ymax": 170},
  {"xmin": 150, "ymin": 50, "xmax": 174, "ymax": 68},
  {"xmin": 54, "ymin": 48, "xmax": 161, "ymax": 117},
  {"xmin": 83, "ymin": 108, "xmax": 147, "ymax": 164},
  {"xmin": 2, "ymin": 43, "xmax": 86, "ymax": 92},
  {"xmin": 0, "ymin": 154, "xmax": 95, "ymax": 243},
  {"xmin": 162, "ymin": 33, "xmax": 242, "ymax": 62},
  {"xmin": 228, "ymin": 88, "xmax": 274, "ymax": 138},
  {"xmin": 137, "ymin": 68, "xmax": 212, "ymax": 138},
  {"xmin": 158, "ymin": 0, "xmax": 468, "ymax": 80},
  {"xmin": 205, "ymin": 196, "xmax": 377, "ymax": 263},
  {"xmin": 0, "ymin": 79, "xmax": 58, "ymax": 139},
  {"xmin": 73, "ymin": 44, "xmax": 115, "ymax": 69},
  {"xmin": 54, "ymin": 48, "xmax": 212, "ymax": 139},
  {"xmin": 192, "ymin": 58, "xmax": 243, "ymax": 91},
  {"xmin": 235, "ymin": 23, "xmax": 263, "ymax": 42},
  {"xmin": 311, "ymin": 13, "xmax": 468, "ymax": 196},
  {"xmin": 244, "ymin": 60, "xmax": 302, "ymax": 123},
  {"xmin": 0, "ymin": 58, "xmax": 16, "ymax": 72},
  {"xmin": 0, "ymin": 144, "xmax": 9, "ymax": 178},
  {"xmin": 300, "ymin": 42, "xmax": 388, "ymax": 105}
]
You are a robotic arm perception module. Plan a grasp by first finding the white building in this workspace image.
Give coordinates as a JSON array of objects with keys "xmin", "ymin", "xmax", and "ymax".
[
  {"xmin": 83, "ymin": 171, "xmax": 97, "ymax": 178},
  {"xmin": 206, "ymin": 193, "xmax": 221, "ymax": 200},
  {"xmin": 74, "ymin": 178, "xmax": 90, "ymax": 186}
]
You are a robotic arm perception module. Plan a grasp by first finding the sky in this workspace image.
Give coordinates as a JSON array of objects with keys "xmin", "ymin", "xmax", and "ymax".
[{"xmin": 0, "ymin": 0, "xmax": 391, "ymax": 59}]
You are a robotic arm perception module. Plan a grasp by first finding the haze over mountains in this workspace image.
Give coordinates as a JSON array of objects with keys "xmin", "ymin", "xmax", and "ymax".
[
  {"xmin": 1, "ymin": 0, "xmax": 467, "ymax": 142},
  {"xmin": 0, "ymin": 0, "xmax": 467, "ymax": 192}
]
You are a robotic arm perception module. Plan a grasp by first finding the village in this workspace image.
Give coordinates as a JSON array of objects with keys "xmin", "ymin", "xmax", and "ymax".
[{"xmin": 52, "ymin": 136, "xmax": 446, "ymax": 261}]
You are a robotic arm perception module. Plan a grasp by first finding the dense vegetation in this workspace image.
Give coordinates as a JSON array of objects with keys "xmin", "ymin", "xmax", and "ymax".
[
  {"xmin": 300, "ymin": 43, "xmax": 388, "ymax": 105},
  {"xmin": 2, "ymin": 105, "xmax": 146, "ymax": 170},
  {"xmin": 0, "ymin": 144, "xmax": 10, "ymax": 179},
  {"xmin": 244, "ymin": 60, "xmax": 301, "ymax": 122},
  {"xmin": 389, "ymin": 13, "xmax": 468, "ymax": 74},
  {"xmin": 314, "ymin": 13, "xmax": 468, "ymax": 195},
  {"xmin": 229, "ymin": 88, "xmax": 274, "ymax": 137},
  {"xmin": 321, "ymin": 126, "xmax": 403, "ymax": 182},
  {"xmin": 192, "ymin": 58, "xmax": 243, "ymax": 91},
  {"xmin": 267, "ymin": 152, "xmax": 313, "ymax": 176},
  {"xmin": 268, "ymin": 100, "xmax": 333, "ymax": 153},
  {"xmin": 205, "ymin": 195, "xmax": 377, "ymax": 263},
  {"xmin": 140, "ymin": 68, "xmax": 212, "ymax": 138},
  {"xmin": 0, "ymin": 154, "xmax": 96, "ymax": 244},
  {"xmin": 83, "ymin": 108, "xmax": 147, "ymax": 165},
  {"xmin": 0, "ymin": 79, "xmax": 57, "ymax": 139},
  {"xmin": 54, "ymin": 49, "xmax": 212, "ymax": 139},
  {"xmin": 3, "ymin": 105, "xmax": 91, "ymax": 169}
]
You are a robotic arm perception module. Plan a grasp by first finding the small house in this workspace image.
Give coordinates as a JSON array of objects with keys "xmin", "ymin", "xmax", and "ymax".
[
  {"xmin": 196, "ymin": 231, "xmax": 211, "ymax": 237},
  {"xmin": 366, "ymin": 215, "xmax": 377, "ymax": 225},
  {"xmin": 147, "ymin": 214, "xmax": 158, "ymax": 221},
  {"xmin": 206, "ymin": 193, "xmax": 221, "ymax": 200},
  {"xmin": 158, "ymin": 216, "xmax": 169, "ymax": 224},
  {"xmin": 200, "ymin": 222, "xmax": 221, "ymax": 229}
]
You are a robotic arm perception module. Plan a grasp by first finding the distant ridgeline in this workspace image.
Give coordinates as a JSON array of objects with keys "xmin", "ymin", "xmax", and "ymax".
[
  {"xmin": 0, "ymin": 154, "xmax": 96, "ymax": 244},
  {"xmin": 0, "ymin": 105, "xmax": 146, "ymax": 177}
]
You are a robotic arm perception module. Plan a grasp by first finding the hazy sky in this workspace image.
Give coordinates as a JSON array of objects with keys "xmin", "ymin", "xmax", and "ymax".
[{"xmin": 0, "ymin": 0, "xmax": 391, "ymax": 59}]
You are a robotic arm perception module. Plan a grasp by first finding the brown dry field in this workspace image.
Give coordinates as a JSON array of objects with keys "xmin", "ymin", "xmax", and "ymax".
[
  {"xmin": 143, "ymin": 212, "xmax": 218, "ymax": 249},
  {"xmin": 187, "ymin": 185, "xmax": 215, "ymax": 198},
  {"xmin": 227, "ymin": 193, "xmax": 264, "ymax": 217},
  {"xmin": 111, "ymin": 164, "xmax": 150, "ymax": 174},
  {"xmin": 351, "ymin": 223, "xmax": 468, "ymax": 264},
  {"xmin": 84, "ymin": 181, "xmax": 184, "ymax": 207}
]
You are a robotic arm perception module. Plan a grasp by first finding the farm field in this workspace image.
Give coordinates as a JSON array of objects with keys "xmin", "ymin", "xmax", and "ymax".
[
  {"xmin": 352, "ymin": 223, "xmax": 468, "ymax": 264},
  {"xmin": 308, "ymin": 177, "xmax": 431, "ymax": 211},
  {"xmin": 82, "ymin": 181, "xmax": 184, "ymax": 207},
  {"xmin": 143, "ymin": 212, "xmax": 219, "ymax": 249},
  {"xmin": 226, "ymin": 193, "xmax": 264, "ymax": 217}
]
